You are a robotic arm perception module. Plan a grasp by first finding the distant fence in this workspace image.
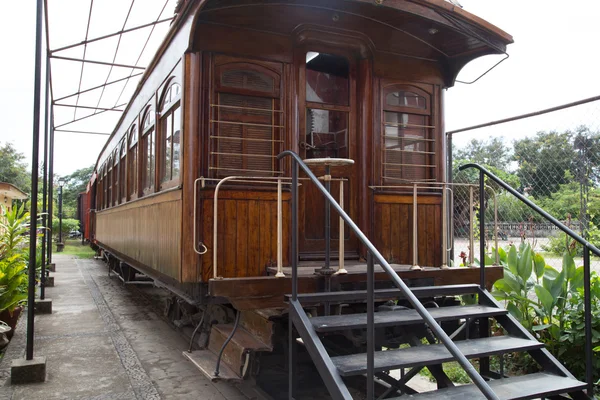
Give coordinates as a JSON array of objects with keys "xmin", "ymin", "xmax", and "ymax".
[{"xmin": 449, "ymin": 94, "xmax": 600, "ymax": 269}]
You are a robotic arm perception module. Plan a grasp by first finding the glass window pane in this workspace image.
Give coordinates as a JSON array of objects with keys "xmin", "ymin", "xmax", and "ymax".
[
  {"xmin": 304, "ymin": 109, "xmax": 348, "ymax": 159},
  {"xmin": 306, "ymin": 53, "xmax": 349, "ymax": 106},
  {"xmin": 172, "ymin": 106, "xmax": 181, "ymax": 180},
  {"xmin": 386, "ymin": 90, "xmax": 427, "ymax": 110},
  {"xmin": 162, "ymin": 113, "xmax": 173, "ymax": 183}
]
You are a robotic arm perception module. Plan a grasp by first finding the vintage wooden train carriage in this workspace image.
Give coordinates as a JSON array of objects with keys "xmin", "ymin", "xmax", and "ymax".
[
  {"xmin": 85, "ymin": 0, "xmax": 511, "ymax": 296},
  {"xmin": 82, "ymin": 0, "xmax": 520, "ymax": 388}
]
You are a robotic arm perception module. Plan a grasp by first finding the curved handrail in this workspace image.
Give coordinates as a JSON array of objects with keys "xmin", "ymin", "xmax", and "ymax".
[
  {"xmin": 460, "ymin": 162, "xmax": 596, "ymax": 396},
  {"xmin": 459, "ymin": 163, "xmax": 600, "ymax": 257},
  {"xmin": 278, "ymin": 150, "xmax": 499, "ymax": 400}
]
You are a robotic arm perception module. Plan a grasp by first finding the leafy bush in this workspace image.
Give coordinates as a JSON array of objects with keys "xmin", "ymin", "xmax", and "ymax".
[
  {"xmin": 0, "ymin": 205, "xmax": 30, "ymax": 314},
  {"xmin": 51, "ymin": 218, "xmax": 80, "ymax": 241},
  {"xmin": 492, "ymin": 242, "xmax": 599, "ymax": 390}
]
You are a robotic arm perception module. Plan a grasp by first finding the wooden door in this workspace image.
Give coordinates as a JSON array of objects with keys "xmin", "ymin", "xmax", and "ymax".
[{"xmin": 298, "ymin": 50, "xmax": 359, "ymax": 259}]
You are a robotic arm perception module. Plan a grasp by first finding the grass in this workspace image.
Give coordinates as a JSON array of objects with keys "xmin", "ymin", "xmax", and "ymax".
[
  {"xmin": 419, "ymin": 361, "xmax": 473, "ymax": 384},
  {"xmin": 60, "ymin": 239, "xmax": 95, "ymax": 259}
]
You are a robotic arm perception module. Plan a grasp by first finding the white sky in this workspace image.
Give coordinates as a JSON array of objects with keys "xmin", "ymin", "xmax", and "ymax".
[{"xmin": 1, "ymin": 1, "xmax": 600, "ymax": 177}]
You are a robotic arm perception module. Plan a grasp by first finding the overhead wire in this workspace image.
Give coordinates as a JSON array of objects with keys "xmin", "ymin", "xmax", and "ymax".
[{"xmin": 73, "ymin": 0, "xmax": 95, "ymax": 120}]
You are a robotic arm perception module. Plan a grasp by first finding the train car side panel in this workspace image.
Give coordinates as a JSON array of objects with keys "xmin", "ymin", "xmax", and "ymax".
[{"xmin": 95, "ymin": 189, "xmax": 182, "ymax": 280}]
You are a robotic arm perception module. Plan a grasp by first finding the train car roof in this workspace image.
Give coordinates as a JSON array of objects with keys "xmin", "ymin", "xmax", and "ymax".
[{"xmin": 93, "ymin": 0, "xmax": 512, "ymax": 169}]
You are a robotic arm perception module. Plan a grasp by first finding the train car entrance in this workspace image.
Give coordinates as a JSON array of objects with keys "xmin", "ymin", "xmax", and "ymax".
[{"xmin": 298, "ymin": 50, "xmax": 359, "ymax": 260}]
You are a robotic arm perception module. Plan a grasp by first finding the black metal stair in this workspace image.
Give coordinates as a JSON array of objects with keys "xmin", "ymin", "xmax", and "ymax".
[
  {"xmin": 332, "ymin": 336, "xmax": 544, "ymax": 376},
  {"xmin": 399, "ymin": 372, "xmax": 587, "ymax": 400},
  {"xmin": 287, "ymin": 285, "xmax": 589, "ymax": 399},
  {"xmin": 310, "ymin": 305, "xmax": 506, "ymax": 332}
]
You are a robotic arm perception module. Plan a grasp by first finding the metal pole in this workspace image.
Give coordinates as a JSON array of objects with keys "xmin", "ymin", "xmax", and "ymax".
[
  {"xmin": 583, "ymin": 246, "xmax": 593, "ymax": 396},
  {"xmin": 291, "ymin": 162, "xmax": 298, "ymax": 301},
  {"xmin": 276, "ymin": 179, "xmax": 284, "ymax": 277},
  {"xmin": 40, "ymin": 53, "xmax": 50, "ymax": 301},
  {"xmin": 58, "ymin": 185, "xmax": 63, "ymax": 246},
  {"xmin": 366, "ymin": 251, "xmax": 374, "ymax": 400},
  {"xmin": 441, "ymin": 184, "xmax": 448, "ymax": 269},
  {"xmin": 337, "ymin": 180, "xmax": 347, "ymax": 274},
  {"xmin": 26, "ymin": 0, "xmax": 44, "ymax": 361},
  {"xmin": 411, "ymin": 183, "xmax": 420, "ymax": 270},
  {"xmin": 469, "ymin": 186, "xmax": 475, "ymax": 266},
  {"xmin": 47, "ymin": 109, "xmax": 54, "ymax": 265},
  {"xmin": 479, "ymin": 170, "xmax": 486, "ymax": 287},
  {"xmin": 325, "ymin": 165, "xmax": 331, "ymax": 270}
]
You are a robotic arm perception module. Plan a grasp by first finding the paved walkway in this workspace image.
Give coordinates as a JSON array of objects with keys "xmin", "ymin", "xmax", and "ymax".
[{"xmin": 0, "ymin": 255, "xmax": 263, "ymax": 400}]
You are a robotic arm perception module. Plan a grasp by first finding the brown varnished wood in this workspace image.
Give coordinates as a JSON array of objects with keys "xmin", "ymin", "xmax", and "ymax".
[
  {"xmin": 96, "ymin": 189, "xmax": 182, "ymax": 280},
  {"xmin": 373, "ymin": 193, "xmax": 442, "ymax": 267},
  {"xmin": 200, "ymin": 190, "xmax": 291, "ymax": 281},
  {"xmin": 210, "ymin": 266, "xmax": 503, "ymax": 310},
  {"xmin": 181, "ymin": 52, "xmax": 202, "ymax": 283}
]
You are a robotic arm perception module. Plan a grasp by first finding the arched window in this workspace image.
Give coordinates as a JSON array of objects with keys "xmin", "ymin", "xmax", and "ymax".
[
  {"xmin": 98, "ymin": 164, "xmax": 104, "ymax": 210},
  {"xmin": 106, "ymin": 156, "xmax": 113, "ymax": 208},
  {"xmin": 119, "ymin": 139, "xmax": 127, "ymax": 204},
  {"xmin": 112, "ymin": 150, "xmax": 119, "ymax": 206},
  {"xmin": 128, "ymin": 125, "xmax": 138, "ymax": 198},
  {"xmin": 210, "ymin": 59, "xmax": 282, "ymax": 178},
  {"xmin": 159, "ymin": 82, "xmax": 181, "ymax": 187},
  {"xmin": 141, "ymin": 107, "xmax": 155, "ymax": 193},
  {"xmin": 380, "ymin": 85, "xmax": 434, "ymax": 185}
]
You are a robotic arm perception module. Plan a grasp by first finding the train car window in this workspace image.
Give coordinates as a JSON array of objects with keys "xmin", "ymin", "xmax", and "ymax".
[
  {"xmin": 128, "ymin": 125, "xmax": 138, "ymax": 199},
  {"xmin": 304, "ymin": 52, "xmax": 350, "ymax": 160},
  {"xmin": 142, "ymin": 108, "xmax": 155, "ymax": 193},
  {"xmin": 119, "ymin": 139, "xmax": 127, "ymax": 204},
  {"xmin": 159, "ymin": 83, "xmax": 181, "ymax": 187},
  {"xmin": 112, "ymin": 150, "xmax": 119, "ymax": 206},
  {"xmin": 107, "ymin": 157, "xmax": 113, "ymax": 208},
  {"xmin": 380, "ymin": 85, "xmax": 434, "ymax": 185},
  {"xmin": 306, "ymin": 52, "xmax": 349, "ymax": 106},
  {"xmin": 210, "ymin": 60, "xmax": 282, "ymax": 178}
]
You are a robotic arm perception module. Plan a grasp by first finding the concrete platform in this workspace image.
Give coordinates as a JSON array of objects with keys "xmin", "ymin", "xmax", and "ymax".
[{"xmin": 0, "ymin": 254, "xmax": 263, "ymax": 400}]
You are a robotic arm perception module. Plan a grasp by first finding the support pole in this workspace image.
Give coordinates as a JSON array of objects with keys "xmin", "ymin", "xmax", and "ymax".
[
  {"xmin": 411, "ymin": 183, "xmax": 420, "ymax": 270},
  {"xmin": 40, "ymin": 54, "xmax": 50, "ymax": 300},
  {"xmin": 469, "ymin": 186, "xmax": 475, "ymax": 266},
  {"xmin": 275, "ymin": 179, "xmax": 284, "ymax": 277},
  {"xmin": 26, "ymin": 0, "xmax": 44, "ymax": 361},
  {"xmin": 47, "ymin": 108, "xmax": 55, "ymax": 265},
  {"xmin": 583, "ymin": 246, "xmax": 593, "ymax": 396},
  {"xmin": 337, "ymin": 180, "xmax": 347, "ymax": 274},
  {"xmin": 441, "ymin": 184, "xmax": 448, "ymax": 269}
]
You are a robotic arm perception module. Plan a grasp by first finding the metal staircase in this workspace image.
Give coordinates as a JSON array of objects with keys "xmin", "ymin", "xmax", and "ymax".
[{"xmin": 278, "ymin": 152, "xmax": 593, "ymax": 400}]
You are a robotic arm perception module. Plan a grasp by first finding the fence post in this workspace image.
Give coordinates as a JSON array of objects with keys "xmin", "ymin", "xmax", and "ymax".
[{"xmin": 583, "ymin": 246, "xmax": 593, "ymax": 396}]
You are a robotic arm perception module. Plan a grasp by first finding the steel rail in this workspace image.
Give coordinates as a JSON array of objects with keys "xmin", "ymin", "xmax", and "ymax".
[
  {"xmin": 53, "ymin": 74, "xmax": 144, "ymax": 102},
  {"xmin": 279, "ymin": 150, "xmax": 500, "ymax": 400},
  {"xmin": 460, "ymin": 162, "xmax": 597, "ymax": 396}
]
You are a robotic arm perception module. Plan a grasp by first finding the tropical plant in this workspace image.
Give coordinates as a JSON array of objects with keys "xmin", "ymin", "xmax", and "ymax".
[
  {"xmin": 0, "ymin": 254, "xmax": 28, "ymax": 314},
  {"xmin": 0, "ymin": 204, "xmax": 30, "ymax": 259},
  {"xmin": 492, "ymin": 244, "xmax": 583, "ymax": 348}
]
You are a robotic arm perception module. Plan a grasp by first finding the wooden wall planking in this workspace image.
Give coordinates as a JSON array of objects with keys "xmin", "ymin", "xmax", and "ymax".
[
  {"xmin": 96, "ymin": 189, "xmax": 182, "ymax": 280},
  {"xmin": 200, "ymin": 189, "xmax": 290, "ymax": 281},
  {"xmin": 373, "ymin": 193, "xmax": 442, "ymax": 267}
]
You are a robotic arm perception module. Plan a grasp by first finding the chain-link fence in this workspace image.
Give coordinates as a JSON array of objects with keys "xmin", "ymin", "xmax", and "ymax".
[{"xmin": 449, "ymin": 96, "xmax": 600, "ymax": 272}]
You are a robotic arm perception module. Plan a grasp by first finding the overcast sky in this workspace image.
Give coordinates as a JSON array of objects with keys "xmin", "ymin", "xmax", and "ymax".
[{"xmin": 1, "ymin": 1, "xmax": 600, "ymax": 177}]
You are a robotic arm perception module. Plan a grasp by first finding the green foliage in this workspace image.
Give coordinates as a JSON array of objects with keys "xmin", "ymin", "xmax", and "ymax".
[
  {"xmin": 455, "ymin": 137, "xmax": 512, "ymax": 171},
  {"xmin": 52, "ymin": 218, "xmax": 80, "ymax": 241},
  {"xmin": 57, "ymin": 165, "xmax": 94, "ymax": 219},
  {"xmin": 0, "ymin": 205, "xmax": 30, "ymax": 314},
  {"xmin": 556, "ymin": 274, "xmax": 600, "ymax": 388},
  {"xmin": 492, "ymin": 244, "xmax": 598, "ymax": 389},
  {"xmin": 0, "ymin": 142, "xmax": 30, "ymax": 194}
]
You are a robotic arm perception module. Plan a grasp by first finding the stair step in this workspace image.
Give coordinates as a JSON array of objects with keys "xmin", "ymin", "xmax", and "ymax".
[
  {"xmin": 397, "ymin": 372, "xmax": 586, "ymax": 400},
  {"xmin": 311, "ymin": 305, "xmax": 507, "ymax": 332},
  {"xmin": 332, "ymin": 336, "xmax": 543, "ymax": 376},
  {"xmin": 289, "ymin": 284, "xmax": 479, "ymax": 303},
  {"xmin": 183, "ymin": 349, "xmax": 242, "ymax": 382}
]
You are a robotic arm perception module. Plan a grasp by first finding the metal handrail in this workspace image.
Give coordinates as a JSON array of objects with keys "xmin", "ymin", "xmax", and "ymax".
[
  {"xmin": 279, "ymin": 151, "xmax": 500, "ymax": 400},
  {"xmin": 460, "ymin": 163, "xmax": 596, "ymax": 396}
]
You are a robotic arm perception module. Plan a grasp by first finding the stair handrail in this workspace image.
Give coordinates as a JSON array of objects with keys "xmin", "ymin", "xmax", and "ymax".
[
  {"xmin": 278, "ymin": 150, "xmax": 500, "ymax": 400},
  {"xmin": 460, "ymin": 162, "xmax": 596, "ymax": 396}
]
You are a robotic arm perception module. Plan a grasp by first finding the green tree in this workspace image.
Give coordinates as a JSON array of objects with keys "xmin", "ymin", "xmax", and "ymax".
[
  {"xmin": 513, "ymin": 130, "xmax": 577, "ymax": 198},
  {"xmin": 455, "ymin": 137, "xmax": 512, "ymax": 170},
  {"xmin": 57, "ymin": 165, "xmax": 94, "ymax": 219},
  {"xmin": 0, "ymin": 142, "xmax": 30, "ymax": 193}
]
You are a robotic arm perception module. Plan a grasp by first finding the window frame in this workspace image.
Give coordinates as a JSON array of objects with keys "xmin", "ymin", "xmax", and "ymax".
[
  {"xmin": 141, "ymin": 106, "xmax": 156, "ymax": 195},
  {"xmin": 127, "ymin": 124, "xmax": 139, "ymax": 201},
  {"xmin": 158, "ymin": 80, "xmax": 182, "ymax": 190},
  {"xmin": 379, "ymin": 83, "xmax": 435, "ymax": 186},
  {"xmin": 209, "ymin": 56, "xmax": 283, "ymax": 179}
]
